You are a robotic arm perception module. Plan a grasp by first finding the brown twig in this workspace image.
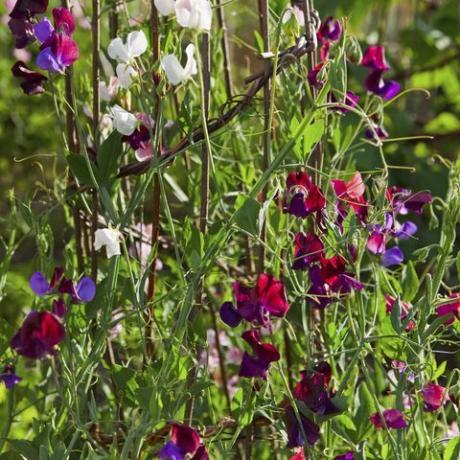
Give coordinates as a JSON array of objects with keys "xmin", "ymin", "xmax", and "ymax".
[{"xmin": 216, "ymin": 0, "xmax": 233, "ymax": 98}]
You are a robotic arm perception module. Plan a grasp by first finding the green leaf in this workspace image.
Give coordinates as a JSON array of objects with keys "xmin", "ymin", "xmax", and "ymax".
[
  {"xmin": 402, "ymin": 261, "xmax": 419, "ymax": 301},
  {"xmin": 234, "ymin": 195, "xmax": 261, "ymax": 236},
  {"xmin": 8, "ymin": 440, "xmax": 39, "ymax": 460},
  {"xmin": 444, "ymin": 436, "xmax": 460, "ymax": 460},
  {"xmin": 390, "ymin": 297, "xmax": 402, "ymax": 335},
  {"xmin": 97, "ymin": 131, "xmax": 122, "ymax": 181},
  {"xmin": 67, "ymin": 153, "xmax": 99, "ymax": 186},
  {"xmin": 354, "ymin": 382, "xmax": 374, "ymax": 441}
]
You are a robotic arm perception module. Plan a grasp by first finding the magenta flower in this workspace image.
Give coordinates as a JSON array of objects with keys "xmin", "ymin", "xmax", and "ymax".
[
  {"xmin": 307, "ymin": 63, "xmax": 325, "ymax": 90},
  {"xmin": 11, "ymin": 311, "xmax": 65, "ymax": 359},
  {"xmin": 362, "ymin": 45, "xmax": 390, "ymax": 71},
  {"xmin": 422, "ymin": 383, "xmax": 448, "ymax": 412},
  {"xmin": 0, "ymin": 365, "xmax": 22, "ymax": 389},
  {"xmin": 386, "ymin": 186, "xmax": 432, "ymax": 215},
  {"xmin": 30, "ymin": 267, "xmax": 96, "ymax": 303},
  {"xmin": 370, "ymin": 409, "xmax": 407, "ymax": 429},
  {"xmin": 332, "ymin": 91, "xmax": 360, "ymax": 113},
  {"xmin": 293, "ymin": 361, "xmax": 338, "ymax": 415},
  {"xmin": 283, "ymin": 171, "xmax": 326, "ymax": 219},
  {"xmin": 159, "ymin": 424, "xmax": 208, "ymax": 460},
  {"xmin": 385, "ymin": 295, "xmax": 416, "ymax": 331},
  {"xmin": 220, "ymin": 274, "xmax": 289, "ymax": 328},
  {"xmin": 334, "ymin": 453, "xmax": 355, "ymax": 460},
  {"xmin": 286, "ymin": 406, "xmax": 320, "ymax": 448},
  {"xmin": 436, "ymin": 294, "xmax": 460, "ymax": 325},
  {"xmin": 239, "ymin": 329, "xmax": 280, "ymax": 380},
  {"xmin": 292, "ymin": 232, "xmax": 324, "ymax": 270},
  {"xmin": 11, "ymin": 60, "xmax": 47, "ymax": 95},
  {"xmin": 289, "ymin": 449, "xmax": 305, "ymax": 460},
  {"xmin": 332, "ymin": 172, "xmax": 368, "ymax": 227},
  {"xmin": 317, "ymin": 17, "xmax": 342, "ymax": 43},
  {"xmin": 35, "ymin": 8, "xmax": 79, "ymax": 73}
]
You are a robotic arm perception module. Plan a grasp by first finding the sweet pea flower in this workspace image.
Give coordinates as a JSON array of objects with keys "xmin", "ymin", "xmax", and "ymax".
[
  {"xmin": 385, "ymin": 295, "xmax": 416, "ymax": 331},
  {"xmin": 293, "ymin": 362, "xmax": 339, "ymax": 415},
  {"xmin": 238, "ymin": 329, "xmax": 280, "ymax": 380},
  {"xmin": 436, "ymin": 294, "xmax": 460, "ymax": 325},
  {"xmin": 11, "ymin": 311, "xmax": 65, "ymax": 359},
  {"xmin": 307, "ymin": 63, "xmax": 325, "ymax": 90},
  {"xmin": 34, "ymin": 8, "xmax": 79, "ymax": 73},
  {"xmin": 332, "ymin": 171, "xmax": 368, "ymax": 227},
  {"xmin": 219, "ymin": 274, "xmax": 290, "ymax": 328},
  {"xmin": 282, "ymin": 5, "xmax": 305, "ymax": 27},
  {"xmin": 386, "ymin": 186, "xmax": 433, "ymax": 215},
  {"xmin": 159, "ymin": 423, "xmax": 208, "ymax": 460},
  {"xmin": 283, "ymin": 171, "xmax": 326, "ymax": 219},
  {"xmin": 335, "ymin": 453, "xmax": 355, "ymax": 460},
  {"xmin": 175, "ymin": 0, "xmax": 212, "ymax": 31},
  {"xmin": 370, "ymin": 409, "xmax": 407, "ymax": 429},
  {"xmin": 9, "ymin": 0, "xmax": 49, "ymax": 20},
  {"xmin": 94, "ymin": 228, "xmax": 122, "ymax": 258},
  {"xmin": 108, "ymin": 31, "xmax": 148, "ymax": 88},
  {"xmin": 161, "ymin": 44, "xmax": 197, "ymax": 86},
  {"xmin": 110, "ymin": 105, "xmax": 138, "ymax": 136},
  {"xmin": 292, "ymin": 232, "xmax": 324, "ymax": 270},
  {"xmin": 0, "ymin": 365, "xmax": 22, "ymax": 389},
  {"xmin": 362, "ymin": 45, "xmax": 390, "ymax": 71},
  {"xmin": 289, "ymin": 449, "xmax": 305, "ymax": 460},
  {"xmin": 422, "ymin": 383, "xmax": 449, "ymax": 412},
  {"xmin": 122, "ymin": 113, "xmax": 154, "ymax": 161},
  {"xmin": 11, "ymin": 60, "xmax": 47, "ymax": 95},
  {"xmin": 382, "ymin": 247, "xmax": 404, "ymax": 267},
  {"xmin": 317, "ymin": 17, "xmax": 342, "ymax": 43},
  {"xmin": 332, "ymin": 91, "xmax": 360, "ymax": 113},
  {"xmin": 154, "ymin": 0, "xmax": 176, "ymax": 16},
  {"xmin": 286, "ymin": 406, "xmax": 320, "ymax": 448},
  {"xmin": 99, "ymin": 77, "xmax": 119, "ymax": 102}
]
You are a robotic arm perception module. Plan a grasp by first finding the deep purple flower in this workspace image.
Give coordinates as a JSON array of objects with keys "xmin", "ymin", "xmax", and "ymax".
[
  {"xmin": 11, "ymin": 61, "xmax": 47, "ymax": 95},
  {"xmin": 8, "ymin": 17, "xmax": 35, "ymax": 48},
  {"xmin": 317, "ymin": 17, "xmax": 342, "ymax": 43},
  {"xmin": 292, "ymin": 232, "xmax": 324, "ymax": 270},
  {"xmin": 307, "ymin": 63, "xmax": 325, "ymax": 90},
  {"xmin": 159, "ymin": 423, "xmax": 208, "ymax": 460},
  {"xmin": 332, "ymin": 91, "xmax": 360, "ymax": 113},
  {"xmin": 382, "ymin": 247, "xmax": 404, "ymax": 267},
  {"xmin": 365, "ymin": 70, "xmax": 400, "ymax": 100},
  {"xmin": 422, "ymin": 383, "xmax": 448, "ymax": 412},
  {"xmin": 365, "ymin": 121, "xmax": 389, "ymax": 140},
  {"xmin": 386, "ymin": 186, "xmax": 432, "ymax": 215},
  {"xmin": 10, "ymin": 311, "xmax": 65, "ymax": 359},
  {"xmin": 219, "ymin": 274, "xmax": 289, "ymax": 328},
  {"xmin": 9, "ymin": 0, "xmax": 49, "ymax": 20},
  {"xmin": 283, "ymin": 171, "xmax": 326, "ymax": 219},
  {"xmin": 362, "ymin": 45, "xmax": 390, "ymax": 72},
  {"xmin": 0, "ymin": 365, "xmax": 22, "ymax": 389},
  {"xmin": 239, "ymin": 329, "xmax": 280, "ymax": 380},
  {"xmin": 370, "ymin": 409, "xmax": 407, "ymax": 429},
  {"xmin": 436, "ymin": 294, "xmax": 460, "ymax": 325},
  {"xmin": 286, "ymin": 406, "xmax": 320, "ymax": 448},
  {"xmin": 334, "ymin": 453, "xmax": 355, "ymax": 460},
  {"xmin": 293, "ymin": 362, "xmax": 338, "ymax": 415}
]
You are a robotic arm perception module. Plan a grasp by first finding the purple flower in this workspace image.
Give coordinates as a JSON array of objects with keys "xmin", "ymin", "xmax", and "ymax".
[
  {"xmin": 11, "ymin": 60, "xmax": 47, "ymax": 95},
  {"xmin": 36, "ymin": 8, "xmax": 79, "ymax": 73},
  {"xmin": 286, "ymin": 406, "xmax": 320, "ymax": 448},
  {"xmin": 159, "ymin": 424, "xmax": 208, "ymax": 460},
  {"xmin": 307, "ymin": 64, "xmax": 325, "ymax": 90},
  {"xmin": 370, "ymin": 409, "xmax": 407, "ymax": 429},
  {"xmin": 332, "ymin": 91, "xmax": 360, "ymax": 113},
  {"xmin": 219, "ymin": 274, "xmax": 289, "ymax": 328},
  {"xmin": 9, "ymin": 0, "xmax": 49, "ymax": 20},
  {"xmin": 292, "ymin": 232, "xmax": 324, "ymax": 270},
  {"xmin": 238, "ymin": 329, "xmax": 280, "ymax": 380},
  {"xmin": 365, "ymin": 121, "xmax": 389, "ymax": 140},
  {"xmin": 382, "ymin": 247, "xmax": 404, "ymax": 267},
  {"xmin": 8, "ymin": 17, "xmax": 35, "ymax": 48},
  {"xmin": 0, "ymin": 365, "xmax": 22, "ymax": 389},
  {"xmin": 394, "ymin": 221, "xmax": 417, "ymax": 240},
  {"xmin": 317, "ymin": 17, "xmax": 342, "ymax": 42},
  {"xmin": 365, "ymin": 70, "xmax": 400, "ymax": 100},
  {"xmin": 10, "ymin": 311, "xmax": 65, "ymax": 359},
  {"xmin": 386, "ymin": 186, "xmax": 432, "ymax": 215},
  {"xmin": 362, "ymin": 45, "xmax": 390, "ymax": 71}
]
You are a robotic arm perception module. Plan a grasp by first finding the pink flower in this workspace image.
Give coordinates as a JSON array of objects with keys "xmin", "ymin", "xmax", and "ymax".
[
  {"xmin": 422, "ymin": 383, "xmax": 448, "ymax": 412},
  {"xmin": 370, "ymin": 409, "xmax": 407, "ymax": 429}
]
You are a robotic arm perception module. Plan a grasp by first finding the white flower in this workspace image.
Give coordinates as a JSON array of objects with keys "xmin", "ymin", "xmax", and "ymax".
[
  {"xmin": 100, "ymin": 77, "xmax": 119, "ymax": 102},
  {"xmin": 94, "ymin": 228, "xmax": 121, "ymax": 259},
  {"xmin": 108, "ymin": 31, "xmax": 148, "ymax": 63},
  {"xmin": 161, "ymin": 44, "xmax": 197, "ymax": 86},
  {"xmin": 107, "ymin": 31, "xmax": 148, "ymax": 88},
  {"xmin": 109, "ymin": 105, "xmax": 137, "ymax": 136},
  {"xmin": 282, "ymin": 5, "xmax": 305, "ymax": 27},
  {"xmin": 175, "ymin": 0, "xmax": 212, "ymax": 31},
  {"xmin": 154, "ymin": 0, "xmax": 176, "ymax": 16}
]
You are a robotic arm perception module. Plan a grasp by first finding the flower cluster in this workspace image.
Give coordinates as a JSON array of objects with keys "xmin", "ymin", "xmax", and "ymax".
[{"xmin": 9, "ymin": 3, "xmax": 79, "ymax": 95}]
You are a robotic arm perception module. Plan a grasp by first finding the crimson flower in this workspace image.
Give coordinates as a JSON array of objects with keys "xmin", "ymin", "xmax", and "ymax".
[
  {"xmin": 421, "ymin": 383, "xmax": 448, "ymax": 412},
  {"xmin": 220, "ymin": 274, "xmax": 289, "ymax": 328},
  {"xmin": 11, "ymin": 311, "xmax": 65, "ymax": 359},
  {"xmin": 436, "ymin": 294, "xmax": 460, "ymax": 325},
  {"xmin": 159, "ymin": 424, "xmax": 208, "ymax": 460},
  {"xmin": 370, "ymin": 409, "xmax": 407, "ymax": 429},
  {"xmin": 283, "ymin": 171, "xmax": 326, "ymax": 219},
  {"xmin": 238, "ymin": 329, "xmax": 280, "ymax": 380}
]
